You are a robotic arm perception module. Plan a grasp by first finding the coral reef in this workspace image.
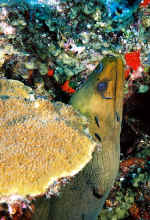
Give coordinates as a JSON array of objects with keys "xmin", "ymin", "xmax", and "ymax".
[{"xmin": 0, "ymin": 0, "xmax": 150, "ymax": 219}]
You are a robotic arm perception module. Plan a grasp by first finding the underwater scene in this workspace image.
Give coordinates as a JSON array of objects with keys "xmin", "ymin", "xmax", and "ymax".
[{"xmin": 0, "ymin": 0, "xmax": 150, "ymax": 219}]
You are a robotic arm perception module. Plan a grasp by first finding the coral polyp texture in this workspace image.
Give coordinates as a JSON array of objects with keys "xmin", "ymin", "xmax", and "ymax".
[
  {"xmin": 0, "ymin": 79, "xmax": 96, "ymax": 197},
  {"xmin": 0, "ymin": 78, "xmax": 34, "ymax": 99}
]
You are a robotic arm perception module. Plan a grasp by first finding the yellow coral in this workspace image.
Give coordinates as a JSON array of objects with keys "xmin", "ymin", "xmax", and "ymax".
[{"xmin": 0, "ymin": 97, "xmax": 96, "ymax": 196}]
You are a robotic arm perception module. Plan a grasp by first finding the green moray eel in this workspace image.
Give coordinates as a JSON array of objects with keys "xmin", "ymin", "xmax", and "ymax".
[
  {"xmin": 70, "ymin": 55, "xmax": 124, "ymax": 197},
  {"xmin": 33, "ymin": 55, "xmax": 124, "ymax": 220}
]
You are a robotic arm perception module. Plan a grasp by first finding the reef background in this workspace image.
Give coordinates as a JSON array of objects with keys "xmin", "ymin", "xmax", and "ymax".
[{"xmin": 0, "ymin": 0, "xmax": 150, "ymax": 219}]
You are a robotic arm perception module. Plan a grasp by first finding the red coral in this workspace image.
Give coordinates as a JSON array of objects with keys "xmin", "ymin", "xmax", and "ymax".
[
  {"xmin": 124, "ymin": 68, "xmax": 130, "ymax": 79},
  {"xmin": 140, "ymin": 0, "xmax": 150, "ymax": 8},
  {"xmin": 125, "ymin": 50, "xmax": 141, "ymax": 72},
  {"xmin": 61, "ymin": 80, "xmax": 76, "ymax": 94},
  {"xmin": 47, "ymin": 69, "xmax": 54, "ymax": 77},
  {"xmin": 124, "ymin": 50, "xmax": 143, "ymax": 81}
]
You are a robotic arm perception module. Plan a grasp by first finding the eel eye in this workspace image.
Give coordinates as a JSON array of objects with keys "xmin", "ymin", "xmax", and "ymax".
[
  {"xmin": 97, "ymin": 82, "xmax": 107, "ymax": 92},
  {"xmin": 97, "ymin": 81, "xmax": 112, "ymax": 100}
]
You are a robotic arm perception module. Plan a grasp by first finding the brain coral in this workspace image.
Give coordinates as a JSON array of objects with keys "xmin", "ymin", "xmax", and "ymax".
[{"xmin": 0, "ymin": 79, "xmax": 96, "ymax": 197}]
